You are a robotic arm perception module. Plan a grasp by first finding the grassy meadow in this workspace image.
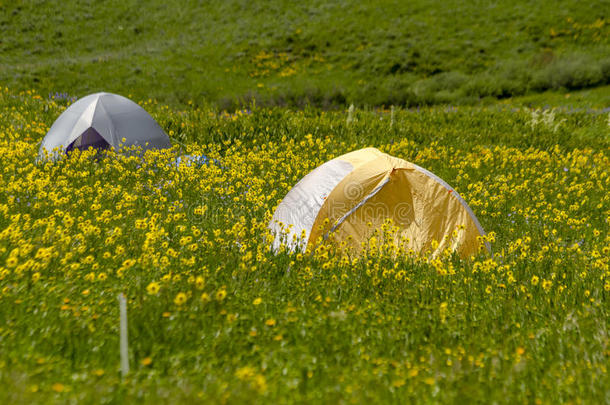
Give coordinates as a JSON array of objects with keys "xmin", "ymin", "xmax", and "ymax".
[
  {"xmin": 1, "ymin": 0, "xmax": 610, "ymax": 403},
  {"xmin": 0, "ymin": 88, "xmax": 608, "ymax": 403}
]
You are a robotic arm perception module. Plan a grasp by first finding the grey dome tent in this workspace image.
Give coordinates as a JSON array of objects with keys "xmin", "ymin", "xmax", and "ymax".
[{"xmin": 39, "ymin": 92, "xmax": 171, "ymax": 159}]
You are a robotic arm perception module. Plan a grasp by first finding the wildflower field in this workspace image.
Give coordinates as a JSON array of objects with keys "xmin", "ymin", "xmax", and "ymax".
[{"xmin": 0, "ymin": 87, "xmax": 609, "ymax": 403}]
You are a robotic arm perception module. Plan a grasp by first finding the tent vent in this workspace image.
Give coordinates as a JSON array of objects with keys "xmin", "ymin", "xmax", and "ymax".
[{"xmin": 66, "ymin": 127, "xmax": 110, "ymax": 152}]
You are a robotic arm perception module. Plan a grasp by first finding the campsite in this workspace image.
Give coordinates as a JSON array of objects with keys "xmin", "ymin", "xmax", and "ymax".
[{"xmin": 1, "ymin": 1, "xmax": 609, "ymax": 404}]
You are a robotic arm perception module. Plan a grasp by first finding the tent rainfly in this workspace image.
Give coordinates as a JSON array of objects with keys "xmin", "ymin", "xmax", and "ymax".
[
  {"xmin": 39, "ymin": 92, "xmax": 171, "ymax": 159},
  {"xmin": 270, "ymin": 148, "xmax": 489, "ymax": 258}
]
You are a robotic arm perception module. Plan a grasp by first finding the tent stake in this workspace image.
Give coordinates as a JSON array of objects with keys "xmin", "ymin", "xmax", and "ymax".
[{"xmin": 118, "ymin": 293, "xmax": 129, "ymax": 378}]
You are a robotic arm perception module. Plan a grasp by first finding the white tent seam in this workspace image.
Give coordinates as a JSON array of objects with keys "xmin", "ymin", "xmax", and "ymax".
[{"xmin": 326, "ymin": 175, "xmax": 391, "ymax": 238}]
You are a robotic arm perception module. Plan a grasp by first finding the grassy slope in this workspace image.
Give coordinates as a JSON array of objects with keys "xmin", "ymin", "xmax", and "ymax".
[{"xmin": 1, "ymin": 0, "xmax": 609, "ymax": 108}]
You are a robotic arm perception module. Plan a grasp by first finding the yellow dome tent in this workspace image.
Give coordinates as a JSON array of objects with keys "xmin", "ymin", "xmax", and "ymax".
[{"xmin": 270, "ymin": 148, "xmax": 488, "ymax": 257}]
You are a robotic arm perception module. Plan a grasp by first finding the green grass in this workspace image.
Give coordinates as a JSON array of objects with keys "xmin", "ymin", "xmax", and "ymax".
[
  {"xmin": 0, "ymin": 88, "xmax": 609, "ymax": 403},
  {"xmin": 1, "ymin": 0, "xmax": 609, "ymax": 108},
  {"xmin": 509, "ymin": 84, "xmax": 610, "ymax": 109},
  {"xmin": 1, "ymin": 1, "xmax": 610, "ymax": 402}
]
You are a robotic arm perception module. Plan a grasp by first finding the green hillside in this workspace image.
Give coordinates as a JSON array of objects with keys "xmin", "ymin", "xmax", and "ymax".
[{"xmin": 1, "ymin": 0, "xmax": 609, "ymax": 108}]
